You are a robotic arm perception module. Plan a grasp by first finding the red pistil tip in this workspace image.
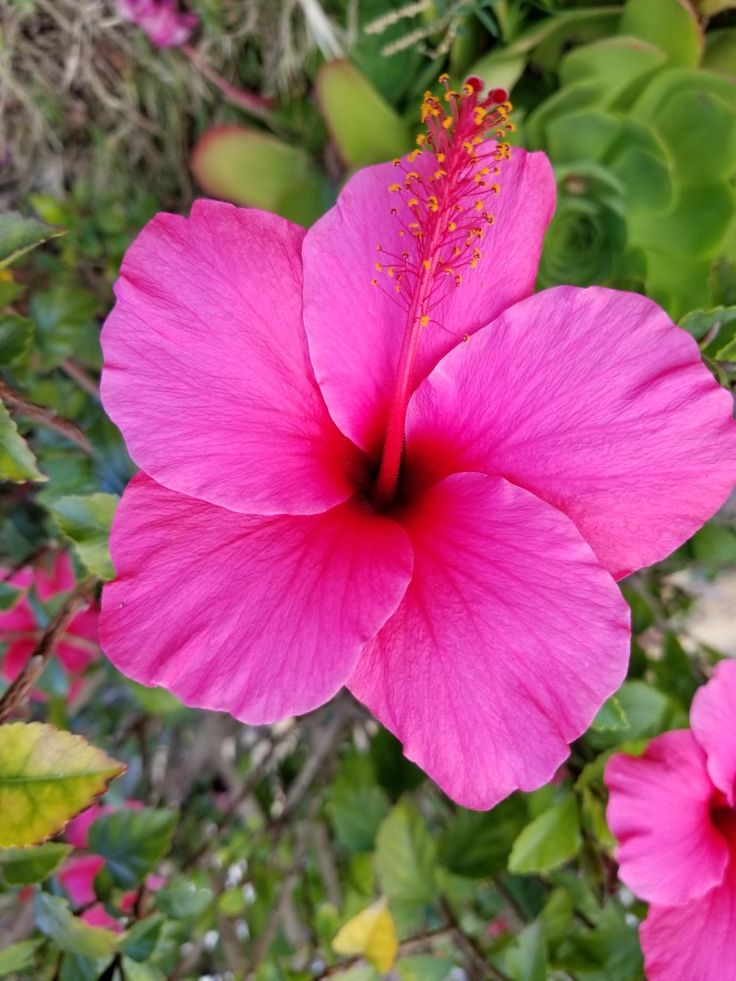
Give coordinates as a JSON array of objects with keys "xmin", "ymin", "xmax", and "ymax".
[{"xmin": 373, "ymin": 75, "xmax": 513, "ymax": 316}]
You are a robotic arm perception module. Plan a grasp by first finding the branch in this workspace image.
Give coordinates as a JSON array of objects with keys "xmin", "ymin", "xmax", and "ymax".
[
  {"xmin": 0, "ymin": 379, "xmax": 93, "ymax": 455},
  {"xmin": 0, "ymin": 577, "xmax": 98, "ymax": 722}
]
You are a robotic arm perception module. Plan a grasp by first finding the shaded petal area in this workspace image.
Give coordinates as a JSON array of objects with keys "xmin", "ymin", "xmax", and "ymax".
[
  {"xmin": 641, "ymin": 862, "xmax": 736, "ymax": 981},
  {"xmin": 691, "ymin": 660, "xmax": 736, "ymax": 807},
  {"xmin": 407, "ymin": 285, "xmax": 736, "ymax": 578},
  {"xmin": 303, "ymin": 147, "xmax": 554, "ymax": 453},
  {"xmin": 605, "ymin": 730, "xmax": 730, "ymax": 906},
  {"xmin": 348, "ymin": 473, "xmax": 629, "ymax": 809},
  {"xmin": 102, "ymin": 200, "xmax": 360, "ymax": 517},
  {"xmin": 101, "ymin": 474, "xmax": 412, "ymax": 724}
]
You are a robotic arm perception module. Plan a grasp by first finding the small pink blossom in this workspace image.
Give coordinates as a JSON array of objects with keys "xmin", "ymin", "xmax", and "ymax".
[
  {"xmin": 606, "ymin": 661, "xmax": 736, "ymax": 980},
  {"xmin": 99, "ymin": 81, "xmax": 736, "ymax": 809},
  {"xmin": 117, "ymin": 0, "xmax": 197, "ymax": 48},
  {"xmin": 0, "ymin": 552, "xmax": 99, "ymax": 699}
]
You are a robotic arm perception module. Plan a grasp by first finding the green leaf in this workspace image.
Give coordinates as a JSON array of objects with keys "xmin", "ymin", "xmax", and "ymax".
[
  {"xmin": 504, "ymin": 920, "xmax": 547, "ymax": 981},
  {"xmin": 680, "ymin": 305, "xmax": 736, "ymax": 361},
  {"xmin": 0, "ymin": 211, "xmax": 63, "ymax": 269},
  {"xmin": 0, "ymin": 939, "xmax": 43, "ymax": 975},
  {"xmin": 120, "ymin": 914, "xmax": 165, "ymax": 962},
  {"xmin": 0, "ymin": 581, "xmax": 22, "ymax": 611},
  {"xmin": 375, "ymin": 800, "xmax": 437, "ymax": 931},
  {"xmin": 190, "ymin": 125, "xmax": 326, "ymax": 226},
  {"xmin": 690, "ymin": 523, "xmax": 736, "ymax": 565},
  {"xmin": 30, "ymin": 285, "xmax": 98, "ymax": 370},
  {"xmin": 88, "ymin": 808, "xmax": 177, "ymax": 889},
  {"xmin": 328, "ymin": 751, "xmax": 390, "ymax": 852},
  {"xmin": 0, "ymin": 401, "xmax": 46, "ymax": 483},
  {"xmin": 619, "ymin": 0, "xmax": 703, "ymax": 66},
  {"xmin": 396, "ymin": 956, "xmax": 455, "ymax": 981},
  {"xmin": 0, "ymin": 722, "xmax": 125, "ymax": 847},
  {"xmin": 50, "ymin": 492, "xmax": 118, "ymax": 580},
  {"xmin": 315, "ymin": 61, "xmax": 410, "ymax": 168},
  {"xmin": 439, "ymin": 795, "xmax": 527, "ymax": 878},
  {"xmin": 153, "ymin": 877, "xmax": 213, "ymax": 918},
  {"xmin": 508, "ymin": 796, "xmax": 582, "ymax": 875},
  {"xmin": 0, "ymin": 314, "xmax": 33, "ymax": 364},
  {"xmin": 34, "ymin": 892, "xmax": 118, "ymax": 956},
  {"xmin": 0, "ymin": 842, "xmax": 73, "ymax": 884},
  {"xmin": 591, "ymin": 696, "xmax": 628, "ymax": 733},
  {"xmin": 587, "ymin": 680, "xmax": 675, "ymax": 749}
]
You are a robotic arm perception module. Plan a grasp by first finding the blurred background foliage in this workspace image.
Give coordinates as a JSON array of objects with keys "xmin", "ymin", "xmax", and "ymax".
[{"xmin": 1, "ymin": 0, "xmax": 735, "ymax": 978}]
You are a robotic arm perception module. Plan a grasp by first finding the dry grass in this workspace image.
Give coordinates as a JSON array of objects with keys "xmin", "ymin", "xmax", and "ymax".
[{"xmin": 0, "ymin": 0, "xmax": 342, "ymax": 210}]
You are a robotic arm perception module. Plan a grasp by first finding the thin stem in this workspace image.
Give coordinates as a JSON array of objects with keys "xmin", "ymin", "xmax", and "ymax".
[
  {"xmin": 0, "ymin": 379, "xmax": 93, "ymax": 455},
  {"xmin": 180, "ymin": 44, "xmax": 275, "ymax": 120}
]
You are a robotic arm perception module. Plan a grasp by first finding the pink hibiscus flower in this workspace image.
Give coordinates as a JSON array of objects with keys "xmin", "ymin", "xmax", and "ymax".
[
  {"xmin": 99, "ymin": 79, "xmax": 736, "ymax": 809},
  {"xmin": 118, "ymin": 0, "xmax": 197, "ymax": 48},
  {"xmin": 59, "ymin": 801, "xmax": 164, "ymax": 931},
  {"xmin": 605, "ymin": 660, "xmax": 736, "ymax": 980},
  {"xmin": 0, "ymin": 552, "xmax": 99, "ymax": 698}
]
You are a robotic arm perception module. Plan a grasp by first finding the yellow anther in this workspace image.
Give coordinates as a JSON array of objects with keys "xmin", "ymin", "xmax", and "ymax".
[
  {"xmin": 463, "ymin": 333, "xmax": 470, "ymax": 342},
  {"xmin": 419, "ymin": 314, "xmax": 430, "ymax": 327},
  {"xmin": 427, "ymin": 195, "xmax": 439, "ymax": 213},
  {"xmin": 433, "ymin": 169, "xmax": 447, "ymax": 181},
  {"xmin": 406, "ymin": 171, "xmax": 420, "ymax": 181},
  {"xmin": 392, "ymin": 158, "xmax": 401, "ymax": 166},
  {"xmin": 438, "ymin": 73, "xmax": 450, "ymax": 83},
  {"xmin": 453, "ymin": 245, "xmax": 461, "ymax": 257},
  {"xmin": 408, "ymin": 149, "xmax": 421, "ymax": 163},
  {"xmin": 462, "ymin": 82, "xmax": 474, "ymax": 96},
  {"xmin": 490, "ymin": 183, "xmax": 500, "ymax": 194},
  {"xmin": 448, "ymin": 221, "xmax": 457, "ymax": 232},
  {"xmin": 475, "ymin": 200, "xmax": 484, "ymax": 211},
  {"xmin": 486, "ymin": 213, "xmax": 495, "ymax": 224},
  {"xmin": 442, "ymin": 116, "xmax": 453, "ymax": 130},
  {"xmin": 416, "ymin": 133, "xmax": 426, "ymax": 147},
  {"xmin": 436, "ymin": 152, "xmax": 446, "ymax": 163},
  {"xmin": 473, "ymin": 107, "xmax": 487, "ymax": 125},
  {"xmin": 387, "ymin": 267, "xmax": 395, "ymax": 277},
  {"xmin": 375, "ymin": 262, "xmax": 382, "ymax": 271},
  {"xmin": 388, "ymin": 183, "xmax": 401, "ymax": 192},
  {"xmin": 454, "ymin": 274, "xmax": 462, "ymax": 286},
  {"xmin": 463, "ymin": 141, "xmax": 474, "ymax": 154},
  {"xmin": 408, "ymin": 197, "xmax": 419, "ymax": 207},
  {"xmin": 422, "ymin": 259, "xmax": 431, "ymax": 270}
]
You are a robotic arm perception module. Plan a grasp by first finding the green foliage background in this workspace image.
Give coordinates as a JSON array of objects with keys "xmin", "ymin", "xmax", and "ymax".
[{"xmin": 1, "ymin": 0, "xmax": 735, "ymax": 977}]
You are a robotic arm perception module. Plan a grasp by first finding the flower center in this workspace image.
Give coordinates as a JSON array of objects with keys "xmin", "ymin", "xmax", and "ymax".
[
  {"xmin": 711, "ymin": 790, "xmax": 736, "ymax": 853},
  {"xmin": 370, "ymin": 76, "xmax": 513, "ymax": 507}
]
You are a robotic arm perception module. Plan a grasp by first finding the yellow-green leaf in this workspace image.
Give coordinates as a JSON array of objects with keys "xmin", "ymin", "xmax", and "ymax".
[
  {"xmin": 333, "ymin": 898, "xmax": 398, "ymax": 973},
  {"xmin": 0, "ymin": 211, "xmax": 63, "ymax": 270},
  {"xmin": 0, "ymin": 723, "xmax": 125, "ymax": 847}
]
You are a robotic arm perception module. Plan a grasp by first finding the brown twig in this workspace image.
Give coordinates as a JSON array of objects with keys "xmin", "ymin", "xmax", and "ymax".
[
  {"xmin": 0, "ymin": 577, "xmax": 98, "ymax": 722},
  {"xmin": 440, "ymin": 898, "xmax": 511, "ymax": 981},
  {"xmin": 317, "ymin": 925, "xmax": 455, "ymax": 977},
  {"xmin": 0, "ymin": 379, "xmax": 93, "ymax": 455},
  {"xmin": 60, "ymin": 358, "xmax": 100, "ymax": 400}
]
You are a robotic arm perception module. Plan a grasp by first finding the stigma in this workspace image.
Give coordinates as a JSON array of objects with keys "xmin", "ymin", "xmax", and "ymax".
[{"xmin": 371, "ymin": 75, "xmax": 514, "ymax": 328}]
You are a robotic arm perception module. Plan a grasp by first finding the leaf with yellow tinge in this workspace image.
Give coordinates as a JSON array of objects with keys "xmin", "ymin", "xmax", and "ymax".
[
  {"xmin": 0, "ymin": 723, "xmax": 125, "ymax": 847},
  {"xmin": 332, "ymin": 897, "xmax": 398, "ymax": 973}
]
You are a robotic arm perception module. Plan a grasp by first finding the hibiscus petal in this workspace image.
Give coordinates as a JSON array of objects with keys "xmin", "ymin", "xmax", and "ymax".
[
  {"xmin": 302, "ymin": 147, "xmax": 555, "ymax": 453},
  {"xmin": 641, "ymin": 862, "xmax": 736, "ymax": 981},
  {"xmin": 406, "ymin": 285, "xmax": 736, "ymax": 578},
  {"xmin": 101, "ymin": 199, "xmax": 360, "ymax": 516},
  {"xmin": 605, "ymin": 730, "xmax": 730, "ymax": 906},
  {"xmin": 58, "ymin": 855, "xmax": 104, "ymax": 907},
  {"xmin": 348, "ymin": 473, "xmax": 629, "ymax": 810},
  {"xmin": 691, "ymin": 660, "xmax": 736, "ymax": 807},
  {"xmin": 100, "ymin": 474, "xmax": 412, "ymax": 724}
]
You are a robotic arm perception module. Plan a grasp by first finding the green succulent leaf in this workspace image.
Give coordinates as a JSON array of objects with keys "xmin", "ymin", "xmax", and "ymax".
[{"xmin": 315, "ymin": 60, "xmax": 410, "ymax": 167}]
